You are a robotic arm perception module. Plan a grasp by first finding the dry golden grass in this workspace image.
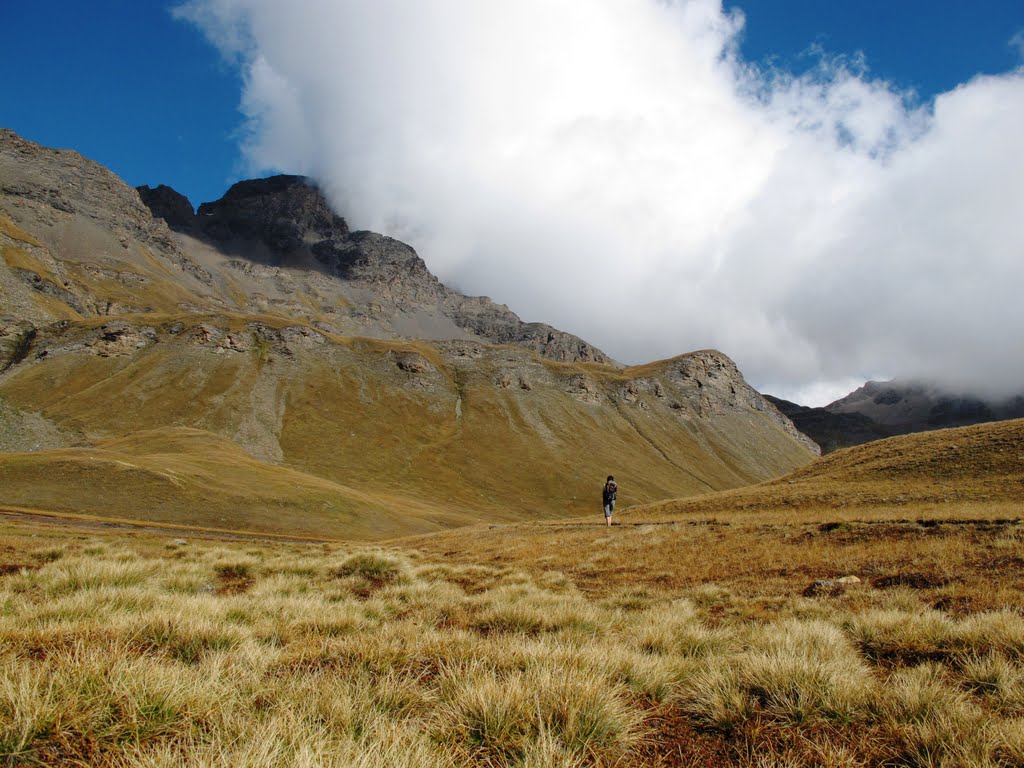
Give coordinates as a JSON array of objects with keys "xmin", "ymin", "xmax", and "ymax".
[
  {"xmin": 2, "ymin": 501, "xmax": 1024, "ymax": 768},
  {"xmin": 407, "ymin": 420, "xmax": 1024, "ymax": 611},
  {"xmin": 0, "ymin": 213, "xmax": 44, "ymax": 248},
  {"xmin": 0, "ymin": 427, "xmax": 480, "ymax": 540},
  {"xmin": 0, "ymin": 245, "xmax": 60, "ymax": 287},
  {"xmin": 1, "ymin": 387, "xmax": 1022, "ymax": 766},
  {"xmin": 635, "ymin": 417, "xmax": 1024, "ymax": 517}
]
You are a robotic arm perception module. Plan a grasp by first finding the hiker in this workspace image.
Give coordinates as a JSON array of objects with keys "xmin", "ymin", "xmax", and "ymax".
[{"xmin": 602, "ymin": 475, "xmax": 617, "ymax": 526}]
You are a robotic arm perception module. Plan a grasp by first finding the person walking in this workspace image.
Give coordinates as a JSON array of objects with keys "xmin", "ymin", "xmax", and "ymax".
[{"xmin": 602, "ymin": 475, "xmax": 617, "ymax": 526}]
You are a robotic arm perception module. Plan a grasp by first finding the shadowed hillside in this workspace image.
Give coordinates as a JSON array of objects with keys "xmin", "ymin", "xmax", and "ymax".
[{"xmin": 766, "ymin": 382, "xmax": 1024, "ymax": 454}]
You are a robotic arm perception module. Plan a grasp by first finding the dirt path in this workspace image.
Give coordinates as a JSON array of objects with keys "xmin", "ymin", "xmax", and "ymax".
[{"xmin": 0, "ymin": 505, "xmax": 338, "ymax": 544}]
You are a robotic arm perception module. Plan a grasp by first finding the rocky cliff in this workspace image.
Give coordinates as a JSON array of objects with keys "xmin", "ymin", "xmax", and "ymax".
[{"xmin": 143, "ymin": 170, "xmax": 611, "ymax": 364}]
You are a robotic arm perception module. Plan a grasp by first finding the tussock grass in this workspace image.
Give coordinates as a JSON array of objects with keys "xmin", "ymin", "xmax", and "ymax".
[
  {"xmin": 2, "ymin": 523, "xmax": 1024, "ymax": 768},
  {"xmin": 2, "ymin": 421, "xmax": 1023, "ymax": 766}
]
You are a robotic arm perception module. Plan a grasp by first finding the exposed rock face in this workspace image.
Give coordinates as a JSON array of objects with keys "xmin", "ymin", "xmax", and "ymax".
[
  {"xmin": 0, "ymin": 319, "xmax": 36, "ymax": 373},
  {"xmin": 449, "ymin": 297, "xmax": 610, "ymax": 364},
  {"xmin": 313, "ymin": 230, "xmax": 445, "ymax": 301},
  {"xmin": 664, "ymin": 351, "xmax": 820, "ymax": 454},
  {"xmin": 196, "ymin": 175, "xmax": 349, "ymax": 249},
  {"xmin": 136, "ymin": 184, "xmax": 196, "ymax": 232},
  {"xmin": 0, "ymin": 129, "xmax": 203, "ymax": 279}
]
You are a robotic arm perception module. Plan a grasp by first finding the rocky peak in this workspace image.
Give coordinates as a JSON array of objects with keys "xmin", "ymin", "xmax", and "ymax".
[
  {"xmin": 195, "ymin": 175, "xmax": 349, "ymax": 251},
  {"xmin": 136, "ymin": 184, "xmax": 196, "ymax": 232},
  {"xmin": 136, "ymin": 185, "xmax": 195, "ymax": 233},
  {"xmin": 1, "ymin": 129, "xmax": 162, "ymax": 238},
  {"xmin": 172, "ymin": 173, "xmax": 611, "ymax": 363},
  {"xmin": 76, "ymin": 139, "xmax": 608, "ymax": 364},
  {"xmin": 660, "ymin": 349, "xmax": 821, "ymax": 454}
]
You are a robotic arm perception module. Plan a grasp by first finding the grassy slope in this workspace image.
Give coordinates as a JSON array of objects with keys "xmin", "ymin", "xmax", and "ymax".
[
  {"xmin": 2, "ymin": 420, "xmax": 1023, "ymax": 767},
  {"xmin": 631, "ymin": 416, "xmax": 1024, "ymax": 519},
  {"xmin": 404, "ymin": 419, "xmax": 1024, "ymax": 604},
  {"xmin": 0, "ymin": 427, "xmax": 476, "ymax": 539},
  {"xmin": 0, "ymin": 327, "xmax": 813, "ymax": 536}
]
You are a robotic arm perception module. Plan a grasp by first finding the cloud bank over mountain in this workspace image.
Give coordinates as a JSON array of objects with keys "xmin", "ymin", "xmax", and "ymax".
[{"xmin": 178, "ymin": 0, "xmax": 1024, "ymax": 403}]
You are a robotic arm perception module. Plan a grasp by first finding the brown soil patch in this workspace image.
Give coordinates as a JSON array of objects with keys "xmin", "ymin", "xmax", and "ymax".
[
  {"xmin": 629, "ymin": 706, "xmax": 735, "ymax": 767},
  {"xmin": 215, "ymin": 575, "xmax": 254, "ymax": 595},
  {"xmin": 0, "ymin": 561, "xmax": 36, "ymax": 575}
]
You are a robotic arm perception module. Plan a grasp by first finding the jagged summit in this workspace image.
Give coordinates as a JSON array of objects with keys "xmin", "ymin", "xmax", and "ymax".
[
  {"xmin": 136, "ymin": 184, "xmax": 196, "ymax": 232},
  {"xmin": 195, "ymin": 174, "xmax": 350, "ymax": 247},
  {"xmin": 137, "ymin": 170, "xmax": 613, "ymax": 364}
]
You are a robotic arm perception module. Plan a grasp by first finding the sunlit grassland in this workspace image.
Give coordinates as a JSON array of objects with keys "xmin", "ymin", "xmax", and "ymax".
[
  {"xmin": 2, "ymin": 420, "xmax": 1022, "ymax": 766},
  {"xmin": 2, "ymin": 508, "xmax": 1024, "ymax": 767}
]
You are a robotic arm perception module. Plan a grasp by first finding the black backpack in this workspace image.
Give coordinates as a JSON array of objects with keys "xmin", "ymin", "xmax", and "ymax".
[{"xmin": 604, "ymin": 481, "xmax": 617, "ymax": 503}]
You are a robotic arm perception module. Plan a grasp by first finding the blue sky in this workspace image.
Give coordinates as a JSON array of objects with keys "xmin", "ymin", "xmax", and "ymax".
[
  {"xmin": 2, "ymin": 2, "xmax": 240, "ymax": 206},
  {"xmin": 731, "ymin": 1, "xmax": 1023, "ymax": 98},
  {"xmin": 2, "ymin": 1, "xmax": 1021, "ymax": 208}
]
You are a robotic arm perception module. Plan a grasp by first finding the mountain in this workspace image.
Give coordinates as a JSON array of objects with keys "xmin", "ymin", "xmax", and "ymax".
[
  {"xmin": 767, "ymin": 380, "xmax": 1024, "ymax": 454},
  {"xmin": 0, "ymin": 129, "xmax": 817, "ymax": 537},
  {"xmin": 827, "ymin": 380, "xmax": 1024, "ymax": 430},
  {"xmin": 764, "ymin": 394, "xmax": 896, "ymax": 454}
]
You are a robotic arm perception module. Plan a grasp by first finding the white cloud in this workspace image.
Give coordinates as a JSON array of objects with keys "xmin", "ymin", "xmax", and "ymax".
[
  {"xmin": 177, "ymin": 0, "xmax": 1024, "ymax": 405},
  {"xmin": 1011, "ymin": 30, "xmax": 1024, "ymax": 60}
]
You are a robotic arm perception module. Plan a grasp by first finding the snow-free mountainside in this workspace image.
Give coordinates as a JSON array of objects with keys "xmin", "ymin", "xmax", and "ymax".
[{"xmin": 0, "ymin": 129, "xmax": 816, "ymax": 536}]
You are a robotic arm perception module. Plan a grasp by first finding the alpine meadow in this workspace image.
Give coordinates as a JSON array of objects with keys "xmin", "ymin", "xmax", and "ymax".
[{"xmin": 2, "ymin": 46, "xmax": 1024, "ymax": 766}]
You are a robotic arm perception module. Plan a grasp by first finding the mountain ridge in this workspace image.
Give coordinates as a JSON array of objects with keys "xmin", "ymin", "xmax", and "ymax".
[
  {"xmin": 767, "ymin": 379, "xmax": 1024, "ymax": 454},
  {"xmin": 0, "ymin": 128, "xmax": 818, "ymax": 536}
]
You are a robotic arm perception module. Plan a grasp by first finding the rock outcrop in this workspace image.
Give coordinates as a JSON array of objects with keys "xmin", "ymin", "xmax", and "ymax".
[
  {"xmin": 136, "ymin": 184, "xmax": 196, "ymax": 232},
  {"xmin": 0, "ymin": 318, "xmax": 36, "ymax": 373},
  {"xmin": 196, "ymin": 174, "xmax": 349, "ymax": 249}
]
